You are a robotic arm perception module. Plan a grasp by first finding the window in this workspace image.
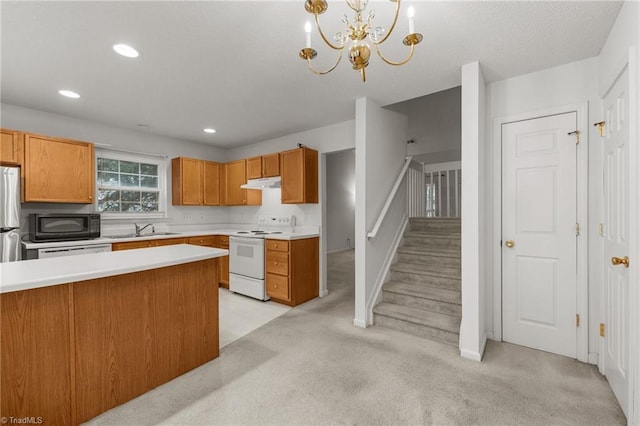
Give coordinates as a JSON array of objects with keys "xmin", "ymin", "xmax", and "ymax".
[{"xmin": 95, "ymin": 149, "xmax": 167, "ymax": 219}]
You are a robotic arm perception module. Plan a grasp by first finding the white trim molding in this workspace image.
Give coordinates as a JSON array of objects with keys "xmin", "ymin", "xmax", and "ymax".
[{"xmin": 491, "ymin": 102, "xmax": 590, "ymax": 363}]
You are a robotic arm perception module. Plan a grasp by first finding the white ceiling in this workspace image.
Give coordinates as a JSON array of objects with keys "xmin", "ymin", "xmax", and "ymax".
[{"xmin": 1, "ymin": 1, "xmax": 622, "ymax": 148}]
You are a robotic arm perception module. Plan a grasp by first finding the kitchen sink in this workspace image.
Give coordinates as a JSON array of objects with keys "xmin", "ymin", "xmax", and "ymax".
[{"xmin": 106, "ymin": 232, "xmax": 181, "ymax": 239}]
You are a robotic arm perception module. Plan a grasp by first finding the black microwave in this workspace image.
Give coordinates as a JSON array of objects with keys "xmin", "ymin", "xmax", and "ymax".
[{"xmin": 29, "ymin": 213, "xmax": 101, "ymax": 242}]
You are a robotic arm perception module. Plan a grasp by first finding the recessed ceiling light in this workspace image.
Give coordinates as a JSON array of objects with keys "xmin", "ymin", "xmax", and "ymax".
[
  {"xmin": 203, "ymin": 128, "xmax": 216, "ymax": 134},
  {"xmin": 58, "ymin": 89, "xmax": 80, "ymax": 99},
  {"xmin": 113, "ymin": 43, "xmax": 140, "ymax": 58}
]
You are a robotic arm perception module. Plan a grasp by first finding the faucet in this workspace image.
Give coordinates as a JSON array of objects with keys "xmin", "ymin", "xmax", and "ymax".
[{"xmin": 134, "ymin": 223, "xmax": 154, "ymax": 236}]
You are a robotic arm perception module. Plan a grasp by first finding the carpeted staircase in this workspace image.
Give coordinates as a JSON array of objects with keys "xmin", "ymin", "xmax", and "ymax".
[{"xmin": 373, "ymin": 217, "xmax": 461, "ymax": 346}]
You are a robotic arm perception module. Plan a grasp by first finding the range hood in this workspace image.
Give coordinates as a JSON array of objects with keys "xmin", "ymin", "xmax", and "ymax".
[{"xmin": 240, "ymin": 176, "xmax": 282, "ymax": 190}]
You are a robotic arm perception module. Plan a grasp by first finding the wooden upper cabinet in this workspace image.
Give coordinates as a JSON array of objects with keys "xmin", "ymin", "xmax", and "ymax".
[
  {"xmin": 262, "ymin": 153, "xmax": 280, "ymax": 177},
  {"xmin": 225, "ymin": 159, "xmax": 247, "ymax": 206},
  {"xmin": 0, "ymin": 128, "xmax": 23, "ymax": 166},
  {"xmin": 246, "ymin": 156, "xmax": 263, "ymax": 179},
  {"xmin": 23, "ymin": 133, "xmax": 94, "ymax": 203},
  {"xmin": 172, "ymin": 157, "xmax": 202, "ymax": 205},
  {"xmin": 203, "ymin": 161, "xmax": 220, "ymax": 206},
  {"xmin": 280, "ymin": 147, "xmax": 318, "ymax": 204},
  {"xmin": 172, "ymin": 157, "xmax": 220, "ymax": 206}
]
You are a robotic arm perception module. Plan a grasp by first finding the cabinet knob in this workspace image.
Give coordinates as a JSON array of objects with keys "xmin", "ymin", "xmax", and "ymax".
[
  {"xmin": 274, "ymin": 244, "xmax": 279, "ymax": 248},
  {"xmin": 274, "ymin": 284, "xmax": 278, "ymax": 288},
  {"xmin": 274, "ymin": 262, "xmax": 278, "ymax": 266},
  {"xmin": 88, "ymin": 195, "xmax": 92, "ymax": 200}
]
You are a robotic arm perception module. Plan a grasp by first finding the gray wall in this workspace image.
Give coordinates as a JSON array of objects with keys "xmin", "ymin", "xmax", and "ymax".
[
  {"xmin": 386, "ymin": 86, "xmax": 461, "ymax": 164},
  {"xmin": 326, "ymin": 149, "xmax": 355, "ymax": 252}
]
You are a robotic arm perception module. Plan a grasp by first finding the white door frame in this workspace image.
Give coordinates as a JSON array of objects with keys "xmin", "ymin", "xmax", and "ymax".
[{"xmin": 492, "ymin": 102, "xmax": 589, "ymax": 363}]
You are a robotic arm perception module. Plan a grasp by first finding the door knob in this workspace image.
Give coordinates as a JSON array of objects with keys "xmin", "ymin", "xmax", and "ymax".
[
  {"xmin": 505, "ymin": 240, "xmax": 515, "ymax": 248},
  {"xmin": 611, "ymin": 256, "xmax": 629, "ymax": 268}
]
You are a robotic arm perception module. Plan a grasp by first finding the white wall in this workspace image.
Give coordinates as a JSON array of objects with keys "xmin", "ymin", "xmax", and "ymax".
[
  {"xmin": 326, "ymin": 149, "xmax": 355, "ymax": 252},
  {"xmin": 354, "ymin": 97, "xmax": 408, "ymax": 327},
  {"xmin": 1, "ymin": 103, "xmax": 229, "ymax": 232},
  {"xmin": 598, "ymin": 1, "xmax": 639, "ymax": 95},
  {"xmin": 460, "ymin": 62, "xmax": 486, "ymax": 361},
  {"xmin": 386, "ymin": 86, "xmax": 461, "ymax": 165},
  {"xmin": 484, "ymin": 57, "xmax": 600, "ymax": 354}
]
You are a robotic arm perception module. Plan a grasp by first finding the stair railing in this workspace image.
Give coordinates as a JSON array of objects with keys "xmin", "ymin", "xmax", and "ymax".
[{"xmin": 367, "ymin": 156, "xmax": 413, "ymax": 240}]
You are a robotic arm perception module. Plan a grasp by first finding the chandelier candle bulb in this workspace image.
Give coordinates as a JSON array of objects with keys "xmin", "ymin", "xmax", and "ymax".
[
  {"xmin": 408, "ymin": 6, "xmax": 415, "ymax": 34},
  {"xmin": 305, "ymin": 22, "xmax": 312, "ymax": 48}
]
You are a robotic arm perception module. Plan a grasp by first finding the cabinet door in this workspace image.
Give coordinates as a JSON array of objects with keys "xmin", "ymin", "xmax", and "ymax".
[
  {"xmin": 246, "ymin": 156, "xmax": 263, "ymax": 179},
  {"xmin": 24, "ymin": 134, "xmax": 94, "ymax": 203},
  {"xmin": 262, "ymin": 153, "xmax": 280, "ymax": 177},
  {"xmin": 172, "ymin": 157, "xmax": 202, "ymax": 205},
  {"xmin": 187, "ymin": 235, "xmax": 217, "ymax": 246},
  {"xmin": 281, "ymin": 148, "xmax": 304, "ymax": 203},
  {"xmin": 225, "ymin": 160, "xmax": 246, "ymax": 205},
  {"xmin": 0, "ymin": 128, "xmax": 23, "ymax": 165},
  {"xmin": 203, "ymin": 161, "xmax": 220, "ymax": 206},
  {"xmin": 1, "ymin": 285, "xmax": 73, "ymax": 425}
]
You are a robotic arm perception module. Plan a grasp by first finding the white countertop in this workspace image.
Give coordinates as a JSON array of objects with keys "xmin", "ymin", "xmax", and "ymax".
[
  {"xmin": 22, "ymin": 229, "xmax": 319, "ymax": 249},
  {"xmin": 1, "ymin": 244, "xmax": 228, "ymax": 294}
]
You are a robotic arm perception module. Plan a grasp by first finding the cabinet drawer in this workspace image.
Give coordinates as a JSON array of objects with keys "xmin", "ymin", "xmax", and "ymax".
[
  {"xmin": 266, "ymin": 273, "xmax": 289, "ymax": 300},
  {"xmin": 266, "ymin": 240, "xmax": 289, "ymax": 252},
  {"xmin": 218, "ymin": 235, "xmax": 229, "ymax": 248},
  {"xmin": 187, "ymin": 235, "xmax": 216, "ymax": 246},
  {"xmin": 266, "ymin": 251, "xmax": 289, "ymax": 275}
]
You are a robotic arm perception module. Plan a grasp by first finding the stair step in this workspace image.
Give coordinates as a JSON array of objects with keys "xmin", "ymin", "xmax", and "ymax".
[
  {"xmin": 391, "ymin": 270, "xmax": 460, "ymax": 291},
  {"xmin": 408, "ymin": 218, "xmax": 461, "ymax": 233},
  {"xmin": 391, "ymin": 262, "xmax": 460, "ymax": 279},
  {"xmin": 403, "ymin": 233, "xmax": 461, "ymax": 249},
  {"xmin": 397, "ymin": 246, "xmax": 460, "ymax": 257},
  {"xmin": 404, "ymin": 230, "xmax": 461, "ymax": 238},
  {"xmin": 383, "ymin": 281, "xmax": 461, "ymax": 316},
  {"xmin": 373, "ymin": 302, "xmax": 460, "ymax": 346},
  {"xmin": 397, "ymin": 250, "xmax": 461, "ymax": 269}
]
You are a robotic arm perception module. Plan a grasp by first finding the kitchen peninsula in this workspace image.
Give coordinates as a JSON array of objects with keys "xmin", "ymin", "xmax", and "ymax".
[{"xmin": 0, "ymin": 244, "xmax": 227, "ymax": 425}]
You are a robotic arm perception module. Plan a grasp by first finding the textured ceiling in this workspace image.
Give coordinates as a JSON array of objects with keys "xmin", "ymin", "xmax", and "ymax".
[{"xmin": 0, "ymin": 1, "xmax": 623, "ymax": 148}]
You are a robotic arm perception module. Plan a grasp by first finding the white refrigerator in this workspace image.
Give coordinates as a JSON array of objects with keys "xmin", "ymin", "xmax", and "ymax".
[{"xmin": 1, "ymin": 166, "xmax": 21, "ymax": 262}]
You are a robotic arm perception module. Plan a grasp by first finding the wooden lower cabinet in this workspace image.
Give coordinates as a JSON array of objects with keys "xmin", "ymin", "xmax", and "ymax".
[
  {"xmin": 265, "ymin": 237, "xmax": 319, "ymax": 306},
  {"xmin": 216, "ymin": 235, "xmax": 230, "ymax": 288},
  {"xmin": 1, "ymin": 285, "xmax": 74, "ymax": 425},
  {"xmin": 1, "ymin": 260, "xmax": 218, "ymax": 425},
  {"xmin": 111, "ymin": 237, "xmax": 186, "ymax": 251}
]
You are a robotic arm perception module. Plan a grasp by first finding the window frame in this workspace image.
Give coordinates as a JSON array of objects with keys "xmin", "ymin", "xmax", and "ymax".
[{"xmin": 95, "ymin": 149, "xmax": 168, "ymax": 220}]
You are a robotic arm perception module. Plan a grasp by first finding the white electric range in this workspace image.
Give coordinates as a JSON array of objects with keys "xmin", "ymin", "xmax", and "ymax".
[{"xmin": 228, "ymin": 215, "xmax": 296, "ymax": 301}]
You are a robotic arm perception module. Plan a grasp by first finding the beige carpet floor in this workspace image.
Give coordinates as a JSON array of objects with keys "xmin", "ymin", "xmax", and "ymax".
[{"xmin": 86, "ymin": 249, "xmax": 625, "ymax": 425}]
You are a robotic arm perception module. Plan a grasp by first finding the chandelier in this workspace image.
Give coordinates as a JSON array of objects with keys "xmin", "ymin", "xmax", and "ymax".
[{"xmin": 299, "ymin": 0, "xmax": 422, "ymax": 82}]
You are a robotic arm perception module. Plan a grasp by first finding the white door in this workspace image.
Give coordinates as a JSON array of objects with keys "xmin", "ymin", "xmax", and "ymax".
[
  {"xmin": 602, "ymin": 68, "xmax": 630, "ymax": 417},
  {"xmin": 502, "ymin": 112, "xmax": 578, "ymax": 358}
]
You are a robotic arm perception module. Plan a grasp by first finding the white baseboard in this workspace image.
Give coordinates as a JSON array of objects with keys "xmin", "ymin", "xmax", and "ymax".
[
  {"xmin": 353, "ymin": 318, "xmax": 367, "ymax": 328},
  {"xmin": 319, "ymin": 289, "xmax": 329, "ymax": 297},
  {"xmin": 460, "ymin": 333, "xmax": 487, "ymax": 362},
  {"xmin": 588, "ymin": 352, "xmax": 599, "ymax": 365}
]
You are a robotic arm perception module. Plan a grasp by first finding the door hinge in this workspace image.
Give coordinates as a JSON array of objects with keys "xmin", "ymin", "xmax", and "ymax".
[
  {"xmin": 567, "ymin": 130, "xmax": 580, "ymax": 144},
  {"xmin": 594, "ymin": 121, "xmax": 606, "ymax": 137},
  {"xmin": 599, "ymin": 223, "xmax": 605, "ymax": 237},
  {"xmin": 575, "ymin": 223, "xmax": 580, "ymax": 236},
  {"xmin": 576, "ymin": 314, "xmax": 580, "ymax": 327},
  {"xmin": 600, "ymin": 323, "xmax": 605, "ymax": 337}
]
